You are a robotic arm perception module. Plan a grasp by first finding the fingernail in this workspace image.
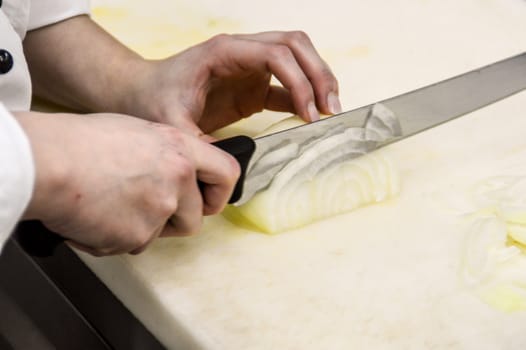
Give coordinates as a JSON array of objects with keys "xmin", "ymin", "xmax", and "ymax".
[
  {"xmin": 327, "ymin": 91, "xmax": 342, "ymax": 114},
  {"xmin": 307, "ymin": 101, "xmax": 320, "ymax": 122}
]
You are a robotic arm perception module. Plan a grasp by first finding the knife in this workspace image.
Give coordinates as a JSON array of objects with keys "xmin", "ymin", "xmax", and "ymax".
[
  {"xmin": 226, "ymin": 51, "xmax": 526, "ymax": 205},
  {"xmin": 20, "ymin": 51, "xmax": 526, "ymax": 257}
]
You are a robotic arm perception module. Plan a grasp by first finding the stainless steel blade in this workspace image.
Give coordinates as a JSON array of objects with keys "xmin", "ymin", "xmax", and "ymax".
[{"xmin": 236, "ymin": 52, "xmax": 526, "ymax": 205}]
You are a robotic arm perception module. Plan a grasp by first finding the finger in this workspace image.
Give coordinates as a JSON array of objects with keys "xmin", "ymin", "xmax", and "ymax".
[
  {"xmin": 265, "ymin": 85, "xmax": 294, "ymax": 113},
  {"xmin": 187, "ymin": 135, "xmax": 240, "ymax": 215},
  {"xmin": 206, "ymin": 36, "xmax": 318, "ymax": 123},
  {"xmin": 168, "ymin": 164, "xmax": 204, "ymax": 235},
  {"xmin": 234, "ymin": 31, "xmax": 341, "ymax": 115},
  {"xmin": 160, "ymin": 217, "xmax": 197, "ymax": 237},
  {"xmin": 168, "ymin": 192, "xmax": 203, "ymax": 235},
  {"xmin": 128, "ymin": 224, "xmax": 165, "ymax": 255}
]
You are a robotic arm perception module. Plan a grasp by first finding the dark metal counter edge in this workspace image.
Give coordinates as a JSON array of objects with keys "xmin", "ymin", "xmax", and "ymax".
[{"xmin": 0, "ymin": 220, "xmax": 165, "ymax": 350}]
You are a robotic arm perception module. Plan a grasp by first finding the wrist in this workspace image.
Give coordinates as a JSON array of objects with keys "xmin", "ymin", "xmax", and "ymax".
[
  {"xmin": 15, "ymin": 112, "xmax": 70, "ymax": 221},
  {"xmin": 118, "ymin": 59, "xmax": 168, "ymax": 122}
]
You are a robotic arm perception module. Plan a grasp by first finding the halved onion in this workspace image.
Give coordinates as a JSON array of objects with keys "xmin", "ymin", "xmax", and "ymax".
[{"xmin": 223, "ymin": 104, "xmax": 401, "ymax": 233}]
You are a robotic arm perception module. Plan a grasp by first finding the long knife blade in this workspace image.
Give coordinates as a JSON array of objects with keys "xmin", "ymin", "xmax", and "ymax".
[{"xmin": 229, "ymin": 51, "xmax": 526, "ymax": 205}]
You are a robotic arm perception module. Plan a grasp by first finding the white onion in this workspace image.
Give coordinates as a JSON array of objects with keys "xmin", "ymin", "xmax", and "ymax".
[{"xmin": 223, "ymin": 104, "xmax": 401, "ymax": 233}]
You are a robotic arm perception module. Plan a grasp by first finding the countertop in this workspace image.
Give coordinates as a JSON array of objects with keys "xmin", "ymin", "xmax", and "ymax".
[{"xmin": 80, "ymin": 1, "xmax": 526, "ymax": 348}]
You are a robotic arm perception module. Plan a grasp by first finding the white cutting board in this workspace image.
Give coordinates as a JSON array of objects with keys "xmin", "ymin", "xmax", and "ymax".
[{"xmin": 81, "ymin": 1, "xmax": 526, "ymax": 349}]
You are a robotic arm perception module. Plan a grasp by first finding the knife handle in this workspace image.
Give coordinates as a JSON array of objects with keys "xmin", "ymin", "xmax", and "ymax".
[
  {"xmin": 204, "ymin": 135, "xmax": 256, "ymax": 204},
  {"xmin": 18, "ymin": 135, "xmax": 256, "ymax": 258}
]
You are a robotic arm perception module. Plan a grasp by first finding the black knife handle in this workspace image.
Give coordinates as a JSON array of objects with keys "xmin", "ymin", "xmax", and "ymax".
[
  {"xmin": 19, "ymin": 135, "xmax": 256, "ymax": 257},
  {"xmin": 204, "ymin": 135, "xmax": 256, "ymax": 203}
]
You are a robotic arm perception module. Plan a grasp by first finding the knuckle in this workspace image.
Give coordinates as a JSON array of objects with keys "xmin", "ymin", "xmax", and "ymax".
[
  {"xmin": 158, "ymin": 196, "xmax": 179, "ymax": 217},
  {"xmin": 163, "ymin": 125, "xmax": 186, "ymax": 145},
  {"xmin": 310, "ymin": 68, "xmax": 338, "ymax": 98},
  {"xmin": 206, "ymin": 33, "xmax": 232, "ymax": 50},
  {"xmin": 173, "ymin": 157, "xmax": 195, "ymax": 184},
  {"xmin": 319, "ymin": 66, "xmax": 337, "ymax": 88},
  {"xmin": 270, "ymin": 44, "xmax": 293, "ymax": 61},
  {"xmin": 286, "ymin": 30, "xmax": 311, "ymax": 45},
  {"xmin": 292, "ymin": 77, "xmax": 314, "ymax": 98},
  {"xmin": 159, "ymin": 129, "xmax": 198, "ymax": 185}
]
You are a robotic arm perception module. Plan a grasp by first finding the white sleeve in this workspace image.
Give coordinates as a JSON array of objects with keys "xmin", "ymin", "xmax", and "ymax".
[
  {"xmin": 0, "ymin": 103, "xmax": 35, "ymax": 252},
  {"xmin": 28, "ymin": 0, "xmax": 91, "ymax": 31}
]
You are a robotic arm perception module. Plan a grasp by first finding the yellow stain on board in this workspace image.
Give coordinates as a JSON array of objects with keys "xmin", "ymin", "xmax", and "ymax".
[
  {"xmin": 91, "ymin": 6, "xmax": 129, "ymax": 20},
  {"xmin": 92, "ymin": 4, "xmax": 241, "ymax": 59},
  {"xmin": 322, "ymin": 44, "xmax": 371, "ymax": 59},
  {"xmin": 344, "ymin": 45, "xmax": 371, "ymax": 59},
  {"xmin": 480, "ymin": 284, "xmax": 526, "ymax": 312}
]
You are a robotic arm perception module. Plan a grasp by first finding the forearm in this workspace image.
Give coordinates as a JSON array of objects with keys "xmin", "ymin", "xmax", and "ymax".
[{"xmin": 23, "ymin": 15, "xmax": 152, "ymax": 115}]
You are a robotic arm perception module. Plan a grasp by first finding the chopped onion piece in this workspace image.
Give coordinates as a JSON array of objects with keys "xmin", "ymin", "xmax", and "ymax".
[
  {"xmin": 460, "ymin": 175, "xmax": 526, "ymax": 311},
  {"xmin": 462, "ymin": 216, "xmax": 508, "ymax": 285},
  {"xmin": 507, "ymin": 223, "xmax": 526, "ymax": 245}
]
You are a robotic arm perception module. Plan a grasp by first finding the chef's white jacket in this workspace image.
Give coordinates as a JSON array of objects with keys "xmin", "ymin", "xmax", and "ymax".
[{"xmin": 0, "ymin": 0, "xmax": 90, "ymax": 251}]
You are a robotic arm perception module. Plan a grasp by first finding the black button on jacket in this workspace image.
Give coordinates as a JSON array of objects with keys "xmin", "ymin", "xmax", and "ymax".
[{"xmin": 0, "ymin": 49, "xmax": 13, "ymax": 74}]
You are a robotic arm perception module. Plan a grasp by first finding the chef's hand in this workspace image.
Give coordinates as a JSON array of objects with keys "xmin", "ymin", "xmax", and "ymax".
[
  {"xmin": 24, "ymin": 18, "xmax": 342, "ymax": 136},
  {"xmin": 137, "ymin": 31, "xmax": 343, "ymax": 136},
  {"xmin": 16, "ymin": 112, "xmax": 239, "ymax": 256}
]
